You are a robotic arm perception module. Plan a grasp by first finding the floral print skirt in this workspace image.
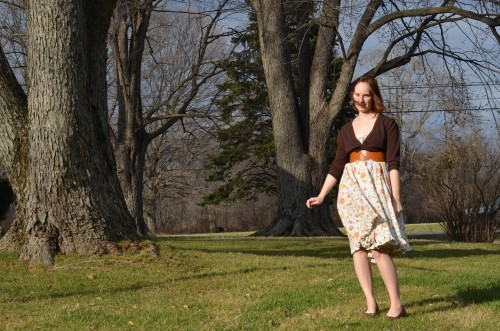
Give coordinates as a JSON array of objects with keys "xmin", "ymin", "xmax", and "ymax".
[{"xmin": 337, "ymin": 160, "xmax": 411, "ymax": 256}]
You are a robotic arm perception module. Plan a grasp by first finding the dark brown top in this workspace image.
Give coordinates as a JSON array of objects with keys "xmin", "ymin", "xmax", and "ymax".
[{"xmin": 328, "ymin": 114, "xmax": 401, "ymax": 181}]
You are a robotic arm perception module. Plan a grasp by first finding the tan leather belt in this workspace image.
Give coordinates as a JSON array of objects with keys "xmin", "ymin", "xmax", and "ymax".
[{"xmin": 350, "ymin": 150, "xmax": 385, "ymax": 163}]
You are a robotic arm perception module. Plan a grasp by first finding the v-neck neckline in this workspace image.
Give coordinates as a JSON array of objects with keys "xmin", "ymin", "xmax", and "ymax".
[{"xmin": 351, "ymin": 114, "xmax": 381, "ymax": 142}]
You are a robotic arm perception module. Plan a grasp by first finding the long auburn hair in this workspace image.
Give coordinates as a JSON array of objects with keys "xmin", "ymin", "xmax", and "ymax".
[{"xmin": 350, "ymin": 75, "xmax": 387, "ymax": 114}]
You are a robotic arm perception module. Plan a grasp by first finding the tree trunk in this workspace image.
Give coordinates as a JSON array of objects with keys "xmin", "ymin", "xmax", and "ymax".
[
  {"xmin": 142, "ymin": 147, "xmax": 162, "ymax": 234},
  {"xmin": 115, "ymin": 131, "xmax": 150, "ymax": 236},
  {"xmin": 249, "ymin": 0, "xmax": 386, "ymax": 236},
  {"xmin": 111, "ymin": 0, "xmax": 153, "ymax": 235},
  {"xmin": 0, "ymin": 0, "xmax": 138, "ymax": 265},
  {"xmin": 251, "ymin": 1, "xmax": 343, "ymax": 236},
  {"xmin": 143, "ymin": 163, "xmax": 159, "ymax": 234},
  {"xmin": 0, "ymin": 39, "xmax": 29, "ymax": 250}
]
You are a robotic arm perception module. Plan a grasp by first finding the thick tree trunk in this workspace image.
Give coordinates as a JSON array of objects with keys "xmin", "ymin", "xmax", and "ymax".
[
  {"xmin": 0, "ymin": 40, "xmax": 29, "ymax": 250},
  {"xmin": 0, "ymin": 0, "xmax": 138, "ymax": 265},
  {"xmin": 251, "ymin": 1, "xmax": 343, "ymax": 236},
  {"xmin": 250, "ymin": 0, "xmax": 384, "ymax": 236}
]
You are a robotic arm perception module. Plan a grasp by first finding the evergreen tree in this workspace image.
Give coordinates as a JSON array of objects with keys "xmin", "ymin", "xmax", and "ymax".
[{"xmin": 203, "ymin": 8, "xmax": 355, "ymax": 206}]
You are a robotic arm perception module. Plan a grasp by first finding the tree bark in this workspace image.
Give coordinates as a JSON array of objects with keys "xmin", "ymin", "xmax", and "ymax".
[
  {"xmin": 0, "ymin": 41, "xmax": 29, "ymax": 250},
  {"xmin": 143, "ymin": 149, "xmax": 161, "ymax": 234},
  {"xmin": 250, "ymin": 0, "xmax": 384, "ymax": 236},
  {"xmin": 111, "ymin": 0, "xmax": 153, "ymax": 235},
  {"xmin": 110, "ymin": 0, "xmax": 228, "ymax": 235},
  {"xmin": 0, "ymin": 0, "xmax": 138, "ymax": 265},
  {"xmin": 250, "ymin": 0, "xmax": 342, "ymax": 236}
]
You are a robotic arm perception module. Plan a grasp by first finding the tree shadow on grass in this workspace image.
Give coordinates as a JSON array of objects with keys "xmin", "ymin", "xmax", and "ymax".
[
  {"xmin": 408, "ymin": 233, "xmax": 447, "ymax": 240},
  {"xmin": 406, "ymin": 284, "xmax": 500, "ymax": 316},
  {"xmin": 177, "ymin": 243, "xmax": 498, "ymax": 268},
  {"xmin": 403, "ymin": 247, "xmax": 499, "ymax": 259},
  {"xmin": 173, "ymin": 246, "xmax": 352, "ymax": 260},
  {"xmin": 456, "ymin": 284, "xmax": 500, "ymax": 305},
  {"xmin": 2, "ymin": 262, "xmax": 333, "ymax": 303},
  {"xmin": 156, "ymin": 236, "xmax": 499, "ymax": 260},
  {"xmin": 155, "ymin": 236, "xmax": 353, "ymax": 260},
  {"xmin": 198, "ymin": 249, "xmax": 351, "ymax": 259},
  {"xmin": 406, "ymin": 295, "xmax": 462, "ymax": 315}
]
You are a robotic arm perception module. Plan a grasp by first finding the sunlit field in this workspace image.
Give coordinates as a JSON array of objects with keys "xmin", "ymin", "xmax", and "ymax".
[{"xmin": 1, "ymin": 223, "xmax": 498, "ymax": 330}]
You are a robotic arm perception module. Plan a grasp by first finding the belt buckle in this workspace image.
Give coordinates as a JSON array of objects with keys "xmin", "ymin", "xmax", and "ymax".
[{"xmin": 360, "ymin": 150, "xmax": 369, "ymax": 160}]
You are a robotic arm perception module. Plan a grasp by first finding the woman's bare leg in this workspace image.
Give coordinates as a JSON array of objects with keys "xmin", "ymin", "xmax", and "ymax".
[
  {"xmin": 353, "ymin": 250, "xmax": 377, "ymax": 313},
  {"xmin": 371, "ymin": 250, "xmax": 404, "ymax": 317}
]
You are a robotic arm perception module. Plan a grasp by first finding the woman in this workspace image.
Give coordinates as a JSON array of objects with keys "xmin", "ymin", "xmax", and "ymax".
[{"xmin": 306, "ymin": 76, "xmax": 411, "ymax": 319}]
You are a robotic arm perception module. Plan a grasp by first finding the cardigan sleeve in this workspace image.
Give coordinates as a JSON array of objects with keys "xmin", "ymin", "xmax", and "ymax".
[
  {"xmin": 385, "ymin": 117, "xmax": 401, "ymax": 172},
  {"xmin": 328, "ymin": 129, "xmax": 349, "ymax": 181}
]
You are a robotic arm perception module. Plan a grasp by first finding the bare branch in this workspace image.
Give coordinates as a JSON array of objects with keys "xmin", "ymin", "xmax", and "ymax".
[
  {"xmin": 146, "ymin": 113, "xmax": 212, "ymax": 123},
  {"xmin": 309, "ymin": 0, "xmax": 341, "ymax": 114},
  {"xmin": 489, "ymin": 25, "xmax": 500, "ymax": 43},
  {"xmin": 0, "ymin": 0, "xmax": 24, "ymax": 10},
  {"xmin": 368, "ymin": 6, "xmax": 500, "ymax": 38}
]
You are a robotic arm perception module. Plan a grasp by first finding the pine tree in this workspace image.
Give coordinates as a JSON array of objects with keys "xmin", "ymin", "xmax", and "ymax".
[{"xmin": 203, "ymin": 8, "xmax": 355, "ymax": 208}]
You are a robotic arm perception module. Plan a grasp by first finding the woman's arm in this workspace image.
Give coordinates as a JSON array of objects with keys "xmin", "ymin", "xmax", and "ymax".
[
  {"xmin": 306, "ymin": 174, "xmax": 337, "ymax": 208},
  {"xmin": 389, "ymin": 169, "xmax": 403, "ymax": 215}
]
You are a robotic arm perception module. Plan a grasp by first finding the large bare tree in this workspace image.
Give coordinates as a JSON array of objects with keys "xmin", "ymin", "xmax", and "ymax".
[
  {"xmin": 249, "ymin": 0, "xmax": 500, "ymax": 235},
  {"xmin": 109, "ymin": 0, "xmax": 234, "ymax": 234},
  {"xmin": 0, "ymin": 0, "xmax": 137, "ymax": 265}
]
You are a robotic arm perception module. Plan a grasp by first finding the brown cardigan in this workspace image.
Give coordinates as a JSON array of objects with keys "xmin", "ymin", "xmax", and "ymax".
[{"xmin": 328, "ymin": 114, "xmax": 401, "ymax": 181}]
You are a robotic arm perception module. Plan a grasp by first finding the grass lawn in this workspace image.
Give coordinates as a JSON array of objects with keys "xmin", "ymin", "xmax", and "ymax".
[{"xmin": 0, "ymin": 223, "xmax": 498, "ymax": 330}]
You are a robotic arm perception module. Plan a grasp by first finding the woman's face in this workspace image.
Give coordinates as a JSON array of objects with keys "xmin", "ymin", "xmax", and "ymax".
[{"xmin": 352, "ymin": 82, "xmax": 373, "ymax": 113}]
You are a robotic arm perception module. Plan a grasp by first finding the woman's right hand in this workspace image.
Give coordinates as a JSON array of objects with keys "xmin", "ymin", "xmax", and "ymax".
[
  {"xmin": 306, "ymin": 196, "xmax": 324, "ymax": 209},
  {"xmin": 306, "ymin": 175, "xmax": 337, "ymax": 209}
]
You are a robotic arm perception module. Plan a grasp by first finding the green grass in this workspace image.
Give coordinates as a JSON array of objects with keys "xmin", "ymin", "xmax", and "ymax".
[{"xmin": 1, "ymin": 223, "xmax": 498, "ymax": 330}]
